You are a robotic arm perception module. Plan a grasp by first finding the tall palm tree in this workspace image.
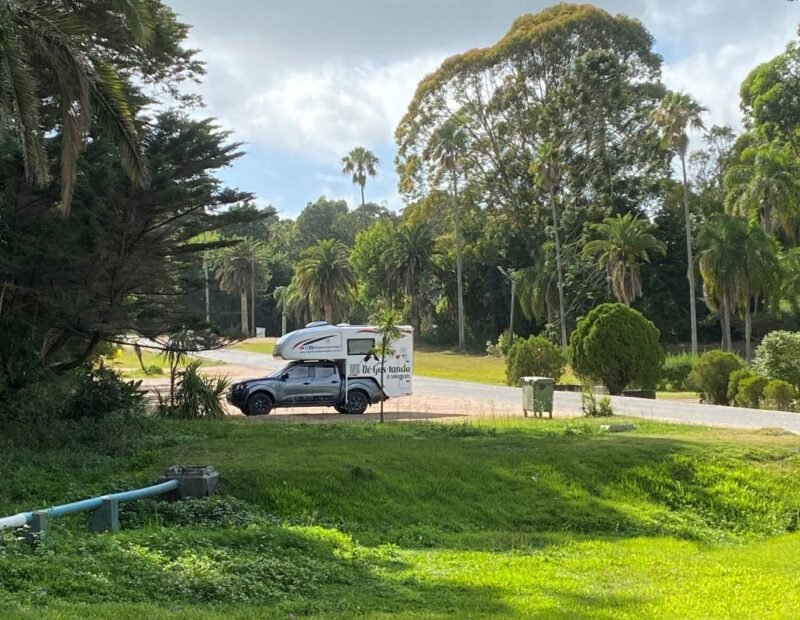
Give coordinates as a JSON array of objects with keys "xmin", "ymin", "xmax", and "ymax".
[
  {"xmin": 652, "ymin": 92, "xmax": 707, "ymax": 355},
  {"xmin": 342, "ymin": 147, "xmax": 379, "ymax": 229},
  {"xmin": 214, "ymin": 239, "xmax": 271, "ymax": 336},
  {"xmin": 697, "ymin": 214, "xmax": 747, "ymax": 352},
  {"xmin": 430, "ymin": 122, "xmax": 467, "ymax": 351},
  {"xmin": 531, "ymin": 141, "xmax": 568, "ymax": 349},
  {"xmin": 738, "ymin": 223, "xmax": 781, "ymax": 360},
  {"xmin": 383, "ymin": 223, "xmax": 433, "ymax": 335},
  {"xmin": 0, "ymin": 0, "xmax": 151, "ymax": 215},
  {"xmin": 725, "ymin": 145, "xmax": 800, "ymax": 241},
  {"xmin": 372, "ymin": 307, "xmax": 402, "ymax": 423},
  {"xmin": 582, "ymin": 214, "xmax": 666, "ymax": 306},
  {"xmin": 295, "ymin": 239, "xmax": 356, "ymax": 324}
]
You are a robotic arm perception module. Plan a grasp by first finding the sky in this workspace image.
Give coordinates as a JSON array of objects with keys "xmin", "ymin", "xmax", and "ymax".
[{"xmin": 166, "ymin": 0, "xmax": 798, "ymax": 219}]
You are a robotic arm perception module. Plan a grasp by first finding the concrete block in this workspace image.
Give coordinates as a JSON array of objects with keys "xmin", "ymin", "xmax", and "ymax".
[
  {"xmin": 162, "ymin": 465, "xmax": 219, "ymax": 500},
  {"xmin": 22, "ymin": 510, "xmax": 48, "ymax": 544},
  {"xmin": 89, "ymin": 498, "xmax": 119, "ymax": 533}
]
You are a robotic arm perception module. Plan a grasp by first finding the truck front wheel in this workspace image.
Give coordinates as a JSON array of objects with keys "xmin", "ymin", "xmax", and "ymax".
[
  {"xmin": 247, "ymin": 393, "xmax": 273, "ymax": 416},
  {"xmin": 343, "ymin": 390, "xmax": 369, "ymax": 415}
]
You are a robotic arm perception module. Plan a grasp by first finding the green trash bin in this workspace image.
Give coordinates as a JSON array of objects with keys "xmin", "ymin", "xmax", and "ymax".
[{"xmin": 520, "ymin": 376, "xmax": 555, "ymax": 418}]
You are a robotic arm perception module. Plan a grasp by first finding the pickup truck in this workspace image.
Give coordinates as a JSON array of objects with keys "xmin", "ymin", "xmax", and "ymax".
[{"xmin": 226, "ymin": 360, "xmax": 385, "ymax": 416}]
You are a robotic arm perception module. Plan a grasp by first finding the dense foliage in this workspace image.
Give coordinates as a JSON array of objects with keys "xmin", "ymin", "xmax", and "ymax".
[
  {"xmin": 505, "ymin": 336, "xmax": 566, "ymax": 386},
  {"xmin": 569, "ymin": 303, "xmax": 662, "ymax": 394},
  {"xmin": 691, "ymin": 350, "xmax": 744, "ymax": 405}
]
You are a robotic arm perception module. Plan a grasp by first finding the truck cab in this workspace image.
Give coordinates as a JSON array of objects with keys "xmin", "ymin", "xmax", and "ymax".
[{"xmin": 227, "ymin": 359, "xmax": 385, "ymax": 416}]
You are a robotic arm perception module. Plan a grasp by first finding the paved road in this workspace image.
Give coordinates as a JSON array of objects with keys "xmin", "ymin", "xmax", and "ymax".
[{"xmin": 195, "ymin": 347, "xmax": 800, "ymax": 434}]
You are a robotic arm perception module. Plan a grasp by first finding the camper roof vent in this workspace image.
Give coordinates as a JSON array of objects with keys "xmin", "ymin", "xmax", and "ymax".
[
  {"xmin": 305, "ymin": 321, "xmax": 329, "ymax": 328},
  {"xmin": 336, "ymin": 323, "xmax": 351, "ymax": 327}
]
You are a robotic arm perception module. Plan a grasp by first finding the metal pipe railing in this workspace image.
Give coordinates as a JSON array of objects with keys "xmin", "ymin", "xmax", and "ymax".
[{"xmin": 0, "ymin": 479, "xmax": 180, "ymax": 530}]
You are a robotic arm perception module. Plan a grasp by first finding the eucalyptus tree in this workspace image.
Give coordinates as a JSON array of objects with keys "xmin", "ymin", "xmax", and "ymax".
[
  {"xmin": 652, "ymin": 92, "xmax": 707, "ymax": 354},
  {"xmin": 582, "ymin": 214, "xmax": 666, "ymax": 306},
  {"xmin": 342, "ymin": 147, "xmax": 379, "ymax": 229},
  {"xmin": 531, "ymin": 142, "xmax": 568, "ymax": 348},
  {"xmin": 295, "ymin": 239, "xmax": 356, "ymax": 324},
  {"xmin": 0, "ymin": 0, "xmax": 154, "ymax": 214}
]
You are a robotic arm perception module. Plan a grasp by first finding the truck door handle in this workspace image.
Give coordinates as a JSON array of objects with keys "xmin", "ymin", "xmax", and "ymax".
[{"xmin": 330, "ymin": 381, "xmax": 337, "ymax": 384}]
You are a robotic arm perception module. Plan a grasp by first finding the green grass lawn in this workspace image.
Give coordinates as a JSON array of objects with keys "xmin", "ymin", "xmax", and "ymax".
[
  {"xmin": 3, "ymin": 418, "xmax": 800, "ymax": 618},
  {"xmin": 109, "ymin": 347, "xmax": 225, "ymax": 379}
]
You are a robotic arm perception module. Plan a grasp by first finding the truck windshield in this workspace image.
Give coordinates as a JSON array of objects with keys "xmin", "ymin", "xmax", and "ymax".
[{"xmin": 268, "ymin": 364, "xmax": 293, "ymax": 378}]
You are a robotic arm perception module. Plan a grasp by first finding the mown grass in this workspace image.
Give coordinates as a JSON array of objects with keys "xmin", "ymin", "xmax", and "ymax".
[
  {"xmin": 2, "ymin": 418, "xmax": 800, "ymax": 618},
  {"xmin": 108, "ymin": 347, "xmax": 225, "ymax": 379}
]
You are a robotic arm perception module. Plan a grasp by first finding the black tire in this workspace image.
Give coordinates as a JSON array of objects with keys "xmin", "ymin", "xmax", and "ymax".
[
  {"xmin": 344, "ymin": 390, "xmax": 369, "ymax": 415},
  {"xmin": 334, "ymin": 405, "xmax": 348, "ymax": 414},
  {"xmin": 246, "ymin": 393, "xmax": 273, "ymax": 416}
]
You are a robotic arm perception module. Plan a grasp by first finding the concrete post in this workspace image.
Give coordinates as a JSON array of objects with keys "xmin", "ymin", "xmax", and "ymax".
[
  {"xmin": 162, "ymin": 465, "xmax": 220, "ymax": 500},
  {"xmin": 23, "ymin": 511, "xmax": 48, "ymax": 544},
  {"xmin": 89, "ymin": 497, "xmax": 120, "ymax": 533}
]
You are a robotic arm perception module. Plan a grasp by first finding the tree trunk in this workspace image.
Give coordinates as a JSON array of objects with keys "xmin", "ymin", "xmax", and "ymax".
[
  {"xmin": 681, "ymin": 154, "xmax": 699, "ymax": 356},
  {"xmin": 509, "ymin": 278, "xmax": 516, "ymax": 343},
  {"xmin": 250, "ymin": 262, "xmax": 256, "ymax": 338},
  {"xmin": 451, "ymin": 163, "xmax": 466, "ymax": 352},
  {"xmin": 360, "ymin": 183, "xmax": 367, "ymax": 230},
  {"xmin": 240, "ymin": 291, "xmax": 249, "ymax": 336},
  {"xmin": 203, "ymin": 254, "xmax": 210, "ymax": 324},
  {"xmin": 379, "ymin": 347, "xmax": 385, "ymax": 424},
  {"xmin": 324, "ymin": 300, "xmax": 334, "ymax": 324},
  {"xmin": 549, "ymin": 187, "xmax": 568, "ymax": 350},
  {"xmin": 722, "ymin": 290, "xmax": 733, "ymax": 352},
  {"xmin": 745, "ymin": 294, "xmax": 753, "ymax": 361}
]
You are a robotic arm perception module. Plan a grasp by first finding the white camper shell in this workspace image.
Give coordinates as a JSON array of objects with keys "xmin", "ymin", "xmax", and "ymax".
[{"xmin": 273, "ymin": 322, "xmax": 413, "ymax": 398}]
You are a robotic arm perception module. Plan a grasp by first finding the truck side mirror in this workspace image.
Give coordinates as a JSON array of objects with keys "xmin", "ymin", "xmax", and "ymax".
[{"xmin": 281, "ymin": 373, "xmax": 289, "ymax": 381}]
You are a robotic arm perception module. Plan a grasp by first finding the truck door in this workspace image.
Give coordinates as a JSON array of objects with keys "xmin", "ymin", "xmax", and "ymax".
[
  {"xmin": 282, "ymin": 364, "xmax": 312, "ymax": 404},
  {"xmin": 310, "ymin": 365, "xmax": 341, "ymax": 404}
]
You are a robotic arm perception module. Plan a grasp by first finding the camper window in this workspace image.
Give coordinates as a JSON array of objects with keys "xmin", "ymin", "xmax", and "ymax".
[{"xmin": 348, "ymin": 338, "xmax": 375, "ymax": 355}]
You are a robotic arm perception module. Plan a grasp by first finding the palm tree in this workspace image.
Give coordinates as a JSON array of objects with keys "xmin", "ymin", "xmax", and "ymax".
[
  {"xmin": 0, "ymin": 0, "xmax": 151, "ymax": 215},
  {"xmin": 295, "ymin": 239, "xmax": 356, "ymax": 324},
  {"xmin": 725, "ymin": 145, "xmax": 800, "ymax": 241},
  {"xmin": 383, "ymin": 223, "xmax": 433, "ymax": 334},
  {"xmin": 342, "ymin": 147, "xmax": 379, "ymax": 229},
  {"xmin": 697, "ymin": 214, "xmax": 747, "ymax": 352},
  {"xmin": 430, "ymin": 122, "xmax": 467, "ymax": 351},
  {"xmin": 652, "ymin": 92, "xmax": 707, "ymax": 355},
  {"xmin": 738, "ymin": 223, "xmax": 781, "ymax": 360},
  {"xmin": 273, "ymin": 286, "xmax": 289, "ymax": 335},
  {"xmin": 531, "ymin": 141, "xmax": 568, "ymax": 349},
  {"xmin": 214, "ymin": 239, "xmax": 271, "ymax": 336},
  {"xmin": 582, "ymin": 214, "xmax": 666, "ymax": 306}
]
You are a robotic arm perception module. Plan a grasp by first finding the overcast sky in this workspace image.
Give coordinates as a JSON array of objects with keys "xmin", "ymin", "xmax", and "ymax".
[{"xmin": 166, "ymin": 0, "xmax": 798, "ymax": 218}]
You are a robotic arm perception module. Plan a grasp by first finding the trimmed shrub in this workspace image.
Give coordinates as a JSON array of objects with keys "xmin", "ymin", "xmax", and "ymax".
[
  {"xmin": 659, "ymin": 353, "xmax": 699, "ymax": 391},
  {"xmin": 754, "ymin": 331, "xmax": 800, "ymax": 389},
  {"xmin": 735, "ymin": 375, "xmax": 768, "ymax": 409},
  {"xmin": 727, "ymin": 368, "xmax": 755, "ymax": 405},
  {"xmin": 764, "ymin": 380, "xmax": 796, "ymax": 411},
  {"xmin": 506, "ymin": 335, "xmax": 565, "ymax": 386},
  {"xmin": 691, "ymin": 350, "xmax": 744, "ymax": 405},
  {"xmin": 569, "ymin": 303, "xmax": 662, "ymax": 395}
]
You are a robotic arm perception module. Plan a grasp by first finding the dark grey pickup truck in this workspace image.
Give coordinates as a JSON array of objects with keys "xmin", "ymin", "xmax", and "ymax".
[{"xmin": 227, "ymin": 360, "xmax": 385, "ymax": 416}]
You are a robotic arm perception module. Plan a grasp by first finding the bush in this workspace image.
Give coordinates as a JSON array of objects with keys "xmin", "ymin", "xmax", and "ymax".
[
  {"xmin": 691, "ymin": 350, "xmax": 744, "ymax": 405},
  {"xmin": 486, "ymin": 332, "xmax": 519, "ymax": 357},
  {"xmin": 754, "ymin": 331, "xmax": 800, "ymax": 389},
  {"xmin": 764, "ymin": 380, "xmax": 796, "ymax": 411},
  {"xmin": 66, "ymin": 367, "xmax": 146, "ymax": 420},
  {"xmin": 145, "ymin": 364, "xmax": 164, "ymax": 375},
  {"xmin": 581, "ymin": 390, "xmax": 613, "ymax": 417},
  {"xmin": 659, "ymin": 353, "xmax": 698, "ymax": 391},
  {"xmin": 505, "ymin": 335, "xmax": 566, "ymax": 385},
  {"xmin": 727, "ymin": 368, "xmax": 755, "ymax": 405},
  {"xmin": 735, "ymin": 375, "xmax": 768, "ymax": 409},
  {"xmin": 569, "ymin": 303, "xmax": 662, "ymax": 395},
  {"xmin": 157, "ymin": 361, "xmax": 230, "ymax": 419}
]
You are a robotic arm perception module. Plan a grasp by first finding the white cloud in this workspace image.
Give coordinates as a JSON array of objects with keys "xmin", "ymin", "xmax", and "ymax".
[
  {"xmin": 195, "ymin": 44, "xmax": 443, "ymax": 161},
  {"xmin": 662, "ymin": 31, "xmax": 794, "ymax": 133}
]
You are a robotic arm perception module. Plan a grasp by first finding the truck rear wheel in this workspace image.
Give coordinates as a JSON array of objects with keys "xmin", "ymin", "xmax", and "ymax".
[
  {"xmin": 343, "ymin": 390, "xmax": 369, "ymax": 415},
  {"xmin": 247, "ymin": 393, "xmax": 273, "ymax": 416}
]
